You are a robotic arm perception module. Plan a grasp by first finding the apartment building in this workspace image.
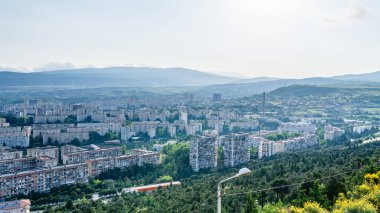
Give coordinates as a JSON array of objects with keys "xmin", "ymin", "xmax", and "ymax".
[
  {"xmin": 168, "ymin": 126, "xmax": 176, "ymax": 137},
  {"xmin": 34, "ymin": 115, "xmax": 67, "ymax": 124},
  {"xmin": 121, "ymin": 126, "xmax": 135, "ymax": 141},
  {"xmin": 32, "ymin": 124, "xmax": 74, "ymax": 138},
  {"xmin": 324, "ymin": 125, "xmax": 345, "ymax": 140},
  {"xmin": 0, "ymin": 126, "xmax": 31, "ymax": 148},
  {"xmin": 282, "ymin": 134, "xmax": 318, "ymax": 151},
  {"xmin": 61, "ymin": 144, "xmax": 87, "ymax": 154},
  {"xmin": 185, "ymin": 122, "xmax": 202, "ymax": 135},
  {"xmin": 89, "ymin": 113, "xmax": 125, "ymax": 123},
  {"xmin": 77, "ymin": 122, "xmax": 122, "ymax": 135},
  {"xmin": 248, "ymin": 135, "xmax": 268, "ymax": 148},
  {"xmin": 278, "ymin": 122, "xmax": 317, "ymax": 134},
  {"xmin": 42, "ymin": 131, "xmax": 89, "ymax": 145},
  {"xmin": 87, "ymin": 150, "xmax": 160, "ymax": 177},
  {"xmin": 190, "ymin": 136, "xmax": 218, "ymax": 172},
  {"xmin": 0, "ymin": 147, "xmax": 23, "ymax": 160},
  {"xmin": 221, "ymin": 133, "xmax": 250, "ymax": 167},
  {"xmin": 258, "ymin": 141, "xmax": 278, "ymax": 159},
  {"xmin": 27, "ymin": 146, "xmax": 59, "ymax": 159},
  {"xmin": 36, "ymin": 156, "xmax": 58, "ymax": 168},
  {"xmin": 353, "ymin": 125, "xmax": 375, "ymax": 134},
  {"xmin": 0, "ymin": 163, "xmax": 88, "ymax": 198},
  {"xmin": 0, "ymin": 147, "xmax": 160, "ymax": 198},
  {"xmin": 0, "ymin": 157, "xmax": 36, "ymax": 175},
  {"xmin": 129, "ymin": 121, "xmax": 159, "ymax": 133},
  {"xmin": 0, "ymin": 199, "xmax": 31, "ymax": 213},
  {"xmin": 229, "ymin": 120, "xmax": 259, "ymax": 131},
  {"xmin": 258, "ymin": 134, "xmax": 318, "ymax": 158},
  {"xmin": 61, "ymin": 146, "xmax": 122, "ymax": 164},
  {"xmin": 0, "ymin": 118, "xmax": 9, "ymax": 127}
]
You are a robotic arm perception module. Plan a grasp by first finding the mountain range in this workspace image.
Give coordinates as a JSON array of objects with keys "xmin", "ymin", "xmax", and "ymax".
[
  {"xmin": 1, "ymin": 67, "xmax": 380, "ymax": 97},
  {"xmin": 0, "ymin": 67, "xmax": 236, "ymax": 87}
]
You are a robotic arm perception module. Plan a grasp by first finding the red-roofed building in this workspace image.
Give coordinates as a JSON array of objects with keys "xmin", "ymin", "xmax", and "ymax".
[{"xmin": 0, "ymin": 199, "xmax": 31, "ymax": 213}]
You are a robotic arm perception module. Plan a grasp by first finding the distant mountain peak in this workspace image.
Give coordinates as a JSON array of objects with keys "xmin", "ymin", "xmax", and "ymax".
[{"xmin": 0, "ymin": 67, "xmax": 237, "ymax": 87}]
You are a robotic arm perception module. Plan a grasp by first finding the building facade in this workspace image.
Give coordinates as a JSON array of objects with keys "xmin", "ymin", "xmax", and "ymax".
[{"xmin": 190, "ymin": 136, "xmax": 218, "ymax": 172}]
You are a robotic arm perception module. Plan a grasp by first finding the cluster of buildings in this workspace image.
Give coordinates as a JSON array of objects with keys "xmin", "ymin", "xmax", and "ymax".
[
  {"xmin": 1, "ymin": 99, "xmax": 263, "ymax": 145},
  {"xmin": 32, "ymin": 123, "xmax": 121, "ymax": 145},
  {"xmin": 0, "ymin": 145, "xmax": 160, "ymax": 199},
  {"xmin": 2, "ymin": 94, "xmax": 380, "ymax": 205},
  {"xmin": 189, "ymin": 133, "xmax": 251, "ymax": 172},
  {"xmin": 258, "ymin": 134, "xmax": 318, "ymax": 159}
]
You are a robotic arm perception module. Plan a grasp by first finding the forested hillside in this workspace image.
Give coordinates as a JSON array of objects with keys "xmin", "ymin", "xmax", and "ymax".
[{"xmin": 34, "ymin": 142, "xmax": 380, "ymax": 213}]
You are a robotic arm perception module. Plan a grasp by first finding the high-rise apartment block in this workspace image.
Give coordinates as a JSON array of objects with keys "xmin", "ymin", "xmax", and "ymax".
[
  {"xmin": 221, "ymin": 133, "xmax": 250, "ymax": 167},
  {"xmin": 190, "ymin": 136, "xmax": 218, "ymax": 172}
]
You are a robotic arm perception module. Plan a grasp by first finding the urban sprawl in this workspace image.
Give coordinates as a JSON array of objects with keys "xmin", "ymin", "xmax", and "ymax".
[{"xmin": 0, "ymin": 92, "xmax": 377, "ymax": 210}]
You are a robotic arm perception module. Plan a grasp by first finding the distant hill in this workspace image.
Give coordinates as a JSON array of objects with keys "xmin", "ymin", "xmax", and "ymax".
[
  {"xmin": 4, "ymin": 68, "xmax": 380, "ymax": 98},
  {"xmin": 269, "ymin": 85, "xmax": 340, "ymax": 97},
  {"xmin": 0, "ymin": 67, "xmax": 236, "ymax": 87},
  {"xmin": 233, "ymin": 77, "xmax": 281, "ymax": 84},
  {"xmin": 333, "ymin": 71, "xmax": 380, "ymax": 82},
  {"xmin": 268, "ymin": 84, "xmax": 380, "ymax": 97},
  {"xmin": 195, "ymin": 77, "xmax": 344, "ymax": 98}
]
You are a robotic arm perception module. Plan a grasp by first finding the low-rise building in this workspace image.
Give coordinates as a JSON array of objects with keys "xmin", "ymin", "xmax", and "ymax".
[
  {"xmin": 0, "ymin": 199, "xmax": 31, "ymax": 213},
  {"xmin": 123, "ymin": 181, "xmax": 181, "ymax": 193}
]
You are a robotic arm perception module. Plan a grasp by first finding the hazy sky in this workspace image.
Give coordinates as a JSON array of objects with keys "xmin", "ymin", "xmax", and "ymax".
[{"xmin": 0, "ymin": 0, "xmax": 379, "ymax": 78}]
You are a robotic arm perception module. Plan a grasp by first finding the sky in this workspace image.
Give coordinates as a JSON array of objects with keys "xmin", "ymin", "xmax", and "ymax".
[{"xmin": 0, "ymin": 0, "xmax": 379, "ymax": 78}]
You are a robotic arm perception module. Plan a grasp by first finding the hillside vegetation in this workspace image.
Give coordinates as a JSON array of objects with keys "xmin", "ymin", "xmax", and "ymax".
[{"xmin": 38, "ymin": 142, "xmax": 380, "ymax": 213}]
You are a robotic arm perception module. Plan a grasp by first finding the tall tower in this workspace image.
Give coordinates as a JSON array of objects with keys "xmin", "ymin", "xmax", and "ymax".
[{"xmin": 262, "ymin": 92, "xmax": 266, "ymax": 118}]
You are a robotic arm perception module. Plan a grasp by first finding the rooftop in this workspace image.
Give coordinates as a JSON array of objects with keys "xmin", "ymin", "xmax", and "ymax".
[{"xmin": 0, "ymin": 199, "xmax": 31, "ymax": 210}]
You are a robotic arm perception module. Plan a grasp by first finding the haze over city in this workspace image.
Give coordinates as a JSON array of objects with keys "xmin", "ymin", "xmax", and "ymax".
[
  {"xmin": 2, "ymin": 1, "xmax": 380, "ymax": 213},
  {"xmin": 1, "ymin": 0, "xmax": 380, "ymax": 78}
]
